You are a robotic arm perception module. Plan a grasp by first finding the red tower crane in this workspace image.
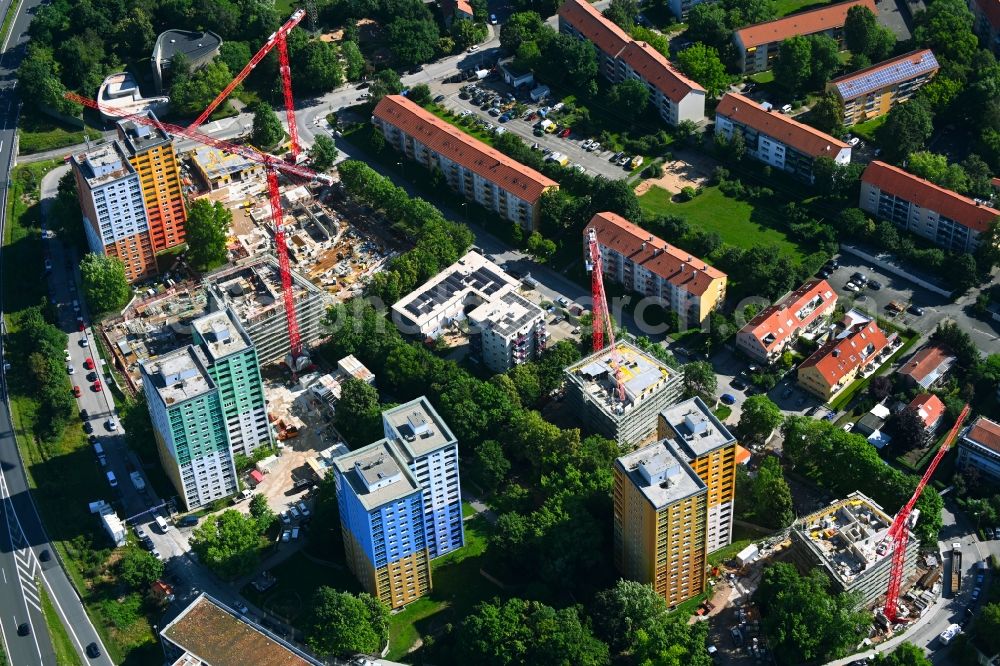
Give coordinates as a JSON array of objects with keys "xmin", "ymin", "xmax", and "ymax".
[
  {"xmin": 585, "ymin": 228, "xmax": 625, "ymax": 402},
  {"xmin": 882, "ymin": 402, "xmax": 971, "ymax": 623},
  {"xmin": 65, "ymin": 91, "xmax": 330, "ymax": 372},
  {"xmin": 188, "ymin": 8, "xmax": 307, "ymax": 161}
]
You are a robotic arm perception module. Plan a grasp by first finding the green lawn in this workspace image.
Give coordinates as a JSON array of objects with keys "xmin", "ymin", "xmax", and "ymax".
[
  {"xmin": 775, "ymin": 0, "xmax": 830, "ymax": 16},
  {"xmin": 40, "ymin": 584, "xmax": 82, "ymax": 666},
  {"xmin": 387, "ymin": 515, "xmax": 498, "ymax": 659},
  {"xmin": 851, "ymin": 115, "xmax": 887, "ymax": 143},
  {"xmin": 639, "ymin": 185, "xmax": 805, "ymax": 262},
  {"xmin": 17, "ymin": 113, "xmax": 102, "ymax": 156},
  {"xmin": 748, "ymin": 70, "xmax": 775, "ymax": 84},
  {"xmin": 713, "ymin": 405, "xmax": 732, "ymax": 422}
]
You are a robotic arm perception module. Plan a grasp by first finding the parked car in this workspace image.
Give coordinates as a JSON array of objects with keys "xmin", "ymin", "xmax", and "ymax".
[
  {"xmin": 844, "ymin": 282, "xmax": 860, "ymax": 292},
  {"xmin": 908, "ymin": 305, "xmax": 925, "ymax": 316},
  {"xmin": 780, "ymin": 104, "xmax": 793, "ymax": 114},
  {"xmin": 433, "ymin": 94, "xmax": 445, "ymax": 103},
  {"xmin": 291, "ymin": 526, "xmax": 300, "ymax": 540},
  {"xmin": 177, "ymin": 515, "xmax": 200, "ymax": 528},
  {"xmin": 281, "ymin": 530, "xmax": 291, "ymax": 543},
  {"xmin": 72, "ymin": 385, "xmax": 81, "ymax": 398},
  {"xmin": 843, "ymin": 422, "xmax": 855, "ymax": 432},
  {"xmin": 84, "ymin": 357, "xmax": 95, "ymax": 370},
  {"xmin": 731, "ymin": 378, "xmax": 747, "ymax": 391},
  {"xmin": 868, "ymin": 280, "xmax": 882, "ymax": 290},
  {"xmin": 298, "ymin": 501, "xmax": 311, "ymax": 518},
  {"xmin": 720, "ymin": 394, "xmax": 736, "ymax": 405}
]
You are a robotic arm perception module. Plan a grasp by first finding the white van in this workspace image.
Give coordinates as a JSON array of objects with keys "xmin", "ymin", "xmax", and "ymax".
[
  {"xmin": 155, "ymin": 515, "xmax": 171, "ymax": 533},
  {"xmin": 106, "ymin": 471, "xmax": 117, "ymax": 487},
  {"xmin": 93, "ymin": 442, "xmax": 107, "ymax": 466}
]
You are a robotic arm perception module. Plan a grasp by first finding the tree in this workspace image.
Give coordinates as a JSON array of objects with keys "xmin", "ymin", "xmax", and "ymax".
[
  {"xmin": 341, "ymin": 41, "xmax": 366, "ymax": 81},
  {"xmin": 170, "ymin": 60, "xmax": 235, "ymax": 116},
  {"xmin": 808, "ymin": 35, "xmax": 841, "ymax": 89},
  {"xmin": 335, "ymin": 377, "xmax": 383, "ymax": 446},
  {"xmin": 914, "ymin": 0, "xmax": 979, "ymax": 78},
  {"xmin": 184, "ymin": 199, "xmax": 231, "ymax": 271},
  {"xmin": 539, "ymin": 33, "xmax": 598, "ymax": 90},
  {"xmin": 809, "ymin": 94, "xmax": 845, "ymax": 136},
  {"xmin": 408, "ymin": 83, "xmax": 432, "ymax": 105},
  {"xmin": 591, "ymin": 579, "xmax": 668, "ymax": 654},
  {"xmin": 873, "ymin": 642, "xmax": 932, "ymax": 666},
  {"xmin": 676, "ymin": 43, "xmax": 730, "ymax": 98},
  {"xmin": 876, "ymin": 99, "xmax": 934, "ymax": 162},
  {"xmin": 386, "ymin": 17, "xmax": 439, "ymax": 67},
  {"xmin": 500, "ymin": 12, "xmax": 545, "ymax": 53},
  {"xmin": 370, "ymin": 69, "xmax": 403, "ymax": 104},
  {"xmin": 608, "ymin": 79, "xmax": 650, "ymax": 122},
  {"xmin": 724, "ymin": 0, "xmax": 777, "ymax": 26},
  {"xmin": 472, "ymin": 439, "xmax": 511, "ymax": 493},
  {"xmin": 118, "ymin": 546, "xmax": 164, "ymax": 590},
  {"xmin": 190, "ymin": 510, "xmax": 264, "ymax": 578},
  {"xmin": 686, "ymin": 3, "xmax": 730, "ymax": 49},
  {"xmin": 907, "ymin": 150, "xmax": 970, "ymax": 192},
  {"xmin": 309, "ymin": 135, "xmax": 338, "ymax": 171},
  {"xmin": 774, "ymin": 36, "xmax": 813, "ymax": 95},
  {"xmin": 452, "ymin": 18, "xmax": 488, "ymax": 49},
  {"xmin": 248, "ymin": 493, "xmax": 276, "ymax": 531},
  {"xmin": 455, "ymin": 597, "xmax": 610, "ymax": 666},
  {"xmin": 79, "ymin": 254, "xmax": 129, "ymax": 314},
  {"xmin": 683, "ymin": 361, "xmax": 718, "ymax": 402},
  {"xmin": 755, "ymin": 563, "xmax": 870, "ymax": 663},
  {"xmin": 304, "ymin": 588, "xmax": 389, "ymax": 657},
  {"xmin": 251, "ymin": 102, "xmax": 284, "ymax": 149},
  {"xmin": 17, "ymin": 45, "xmax": 78, "ymax": 115},
  {"xmin": 737, "ymin": 395, "xmax": 783, "ymax": 447},
  {"xmin": 976, "ymin": 218, "xmax": 1000, "ymax": 274},
  {"xmin": 746, "ymin": 456, "xmax": 795, "ymax": 528},
  {"xmin": 603, "ymin": 0, "xmax": 639, "ymax": 29},
  {"xmin": 974, "ymin": 603, "xmax": 1000, "ymax": 657},
  {"xmin": 845, "ymin": 6, "xmax": 894, "ymax": 61},
  {"xmin": 218, "ymin": 41, "xmax": 252, "ymax": 78},
  {"xmin": 891, "ymin": 406, "xmax": 931, "ymax": 452},
  {"xmin": 292, "ymin": 39, "xmax": 344, "ymax": 93}
]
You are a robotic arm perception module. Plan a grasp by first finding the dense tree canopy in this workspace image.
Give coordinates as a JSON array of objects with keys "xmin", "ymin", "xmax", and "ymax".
[
  {"xmin": 309, "ymin": 135, "xmax": 339, "ymax": 171},
  {"xmin": 844, "ymin": 6, "xmax": 895, "ymax": 62},
  {"xmin": 170, "ymin": 60, "xmax": 235, "ymax": 117},
  {"xmin": 190, "ymin": 510, "xmax": 266, "ymax": 578},
  {"xmin": 676, "ymin": 43, "xmax": 730, "ymax": 98},
  {"xmin": 251, "ymin": 102, "xmax": 285, "ymax": 149},
  {"xmin": 118, "ymin": 546, "xmax": 164, "ymax": 590},
  {"xmin": 682, "ymin": 361, "xmax": 718, "ymax": 402},
  {"xmin": 608, "ymin": 79, "xmax": 650, "ymax": 122},
  {"xmin": 737, "ymin": 395, "xmax": 783, "ymax": 447},
  {"xmin": 736, "ymin": 456, "xmax": 795, "ymax": 528},
  {"xmin": 184, "ymin": 199, "xmax": 231, "ymax": 271},
  {"xmin": 755, "ymin": 563, "xmax": 870, "ymax": 663},
  {"xmin": 80, "ymin": 253, "xmax": 130, "ymax": 314},
  {"xmin": 304, "ymin": 588, "xmax": 389, "ymax": 657},
  {"xmin": 454, "ymin": 598, "xmax": 610, "ymax": 666},
  {"xmin": 335, "ymin": 377, "xmax": 383, "ymax": 446},
  {"xmin": 876, "ymin": 99, "xmax": 935, "ymax": 162}
]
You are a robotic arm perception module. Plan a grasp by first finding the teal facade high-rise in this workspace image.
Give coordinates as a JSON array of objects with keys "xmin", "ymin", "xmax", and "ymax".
[
  {"xmin": 141, "ymin": 308, "xmax": 271, "ymax": 510},
  {"xmin": 141, "ymin": 346, "xmax": 238, "ymax": 510},
  {"xmin": 191, "ymin": 309, "xmax": 272, "ymax": 457}
]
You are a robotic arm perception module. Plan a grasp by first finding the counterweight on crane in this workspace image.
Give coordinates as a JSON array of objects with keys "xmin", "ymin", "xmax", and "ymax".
[
  {"xmin": 882, "ymin": 403, "xmax": 971, "ymax": 623},
  {"xmin": 585, "ymin": 228, "xmax": 625, "ymax": 403}
]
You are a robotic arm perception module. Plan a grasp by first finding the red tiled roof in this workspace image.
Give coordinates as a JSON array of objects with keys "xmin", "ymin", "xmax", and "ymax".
[
  {"xmin": 558, "ymin": 0, "xmax": 632, "ymax": 59},
  {"xmin": 735, "ymin": 444, "xmax": 752, "ymax": 465},
  {"xmin": 908, "ymin": 393, "xmax": 944, "ymax": 428},
  {"xmin": 964, "ymin": 416, "xmax": 1000, "ymax": 454},
  {"xmin": 735, "ymin": 0, "xmax": 876, "ymax": 48},
  {"xmin": 898, "ymin": 346, "xmax": 955, "ymax": 385},
  {"xmin": 862, "ymin": 161, "xmax": 1000, "ymax": 233},
  {"xmin": 738, "ymin": 278, "xmax": 837, "ymax": 355},
  {"xmin": 374, "ymin": 96, "xmax": 557, "ymax": 204},
  {"xmin": 619, "ymin": 41, "xmax": 704, "ymax": 103},
  {"xmin": 716, "ymin": 93, "xmax": 850, "ymax": 159},
  {"xmin": 441, "ymin": 0, "xmax": 474, "ymax": 16},
  {"xmin": 584, "ymin": 212, "xmax": 727, "ymax": 298},
  {"xmin": 799, "ymin": 318, "xmax": 890, "ymax": 387},
  {"xmin": 974, "ymin": 0, "xmax": 1000, "ymax": 30}
]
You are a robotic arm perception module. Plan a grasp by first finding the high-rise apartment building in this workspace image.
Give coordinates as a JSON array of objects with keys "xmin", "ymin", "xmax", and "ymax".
[
  {"xmin": 191, "ymin": 309, "xmax": 272, "ymax": 458},
  {"xmin": 468, "ymin": 291, "xmax": 547, "ymax": 373},
  {"xmin": 117, "ymin": 113, "xmax": 187, "ymax": 252},
  {"xmin": 382, "ymin": 398, "xmax": 464, "ymax": 559},
  {"xmin": 614, "ymin": 440, "xmax": 708, "ymax": 607},
  {"xmin": 141, "ymin": 346, "xmax": 238, "ymax": 510},
  {"xmin": 334, "ymin": 440, "xmax": 432, "ymax": 609},
  {"xmin": 71, "ymin": 143, "xmax": 157, "ymax": 283},
  {"xmin": 656, "ymin": 398, "xmax": 738, "ymax": 553}
]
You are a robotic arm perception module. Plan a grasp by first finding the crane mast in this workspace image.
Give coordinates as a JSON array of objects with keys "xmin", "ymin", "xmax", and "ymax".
[
  {"xmin": 883, "ymin": 403, "xmax": 970, "ymax": 623},
  {"xmin": 586, "ymin": 229, "xmax": 624, "ymax": 402}
]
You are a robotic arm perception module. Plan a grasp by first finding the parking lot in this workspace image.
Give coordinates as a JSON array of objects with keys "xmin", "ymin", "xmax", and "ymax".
[{"xmin": 430, "ymin": 79, "xmax": 634, "ymax": 180}]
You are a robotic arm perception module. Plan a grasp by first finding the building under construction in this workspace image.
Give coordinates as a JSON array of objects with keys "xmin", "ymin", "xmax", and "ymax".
[
  {"xmin": 103, "ymin": 256, "xmax": 325, "ymax": 392},
  {"xmin": 564, "ymin": 341, "xmax": 683, "ymax": 447},
  {"xmin": 789, "ymin": 491, "xmax": 919, "ymax": 608}
]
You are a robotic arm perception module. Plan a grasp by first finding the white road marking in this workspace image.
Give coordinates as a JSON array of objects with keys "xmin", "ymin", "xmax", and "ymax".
[{"xmin": 0, "ymin": 471, "xmax": 42, "ymax": 662}]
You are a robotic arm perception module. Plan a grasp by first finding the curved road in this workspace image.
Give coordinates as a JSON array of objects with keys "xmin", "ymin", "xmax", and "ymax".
[{"xmin": 0, "ymin": 0, "xmax": 114, "ymax": 664}]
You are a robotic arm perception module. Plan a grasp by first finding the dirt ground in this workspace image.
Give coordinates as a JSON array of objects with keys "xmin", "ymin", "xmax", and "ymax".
[{"xmin": 634, "ymin": 157, "xmax": 711, "ymax": 196}]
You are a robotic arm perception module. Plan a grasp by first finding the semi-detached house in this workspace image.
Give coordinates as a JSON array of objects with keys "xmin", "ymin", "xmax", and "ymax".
[
  {"xmin": 372, "ymin": 95, "xmax": 558, "ymax": 231},
  {"xmin": 735, "ymin": 278, "xmax": 837, "ymax": 364},
  {"xmin": 715, "ymin": 93, "xmax": 851, "ymax": 182},
  {"xmin": 860, "ymin": 160, "xmax": 1000, "ymax": 254},
  {"xmin": 733, "ymin": 0, "xmax": 876, "ymax": 73},
  {"xmin": 558, "ymin": 0, "xmax": 705, "ymax": 126}
]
